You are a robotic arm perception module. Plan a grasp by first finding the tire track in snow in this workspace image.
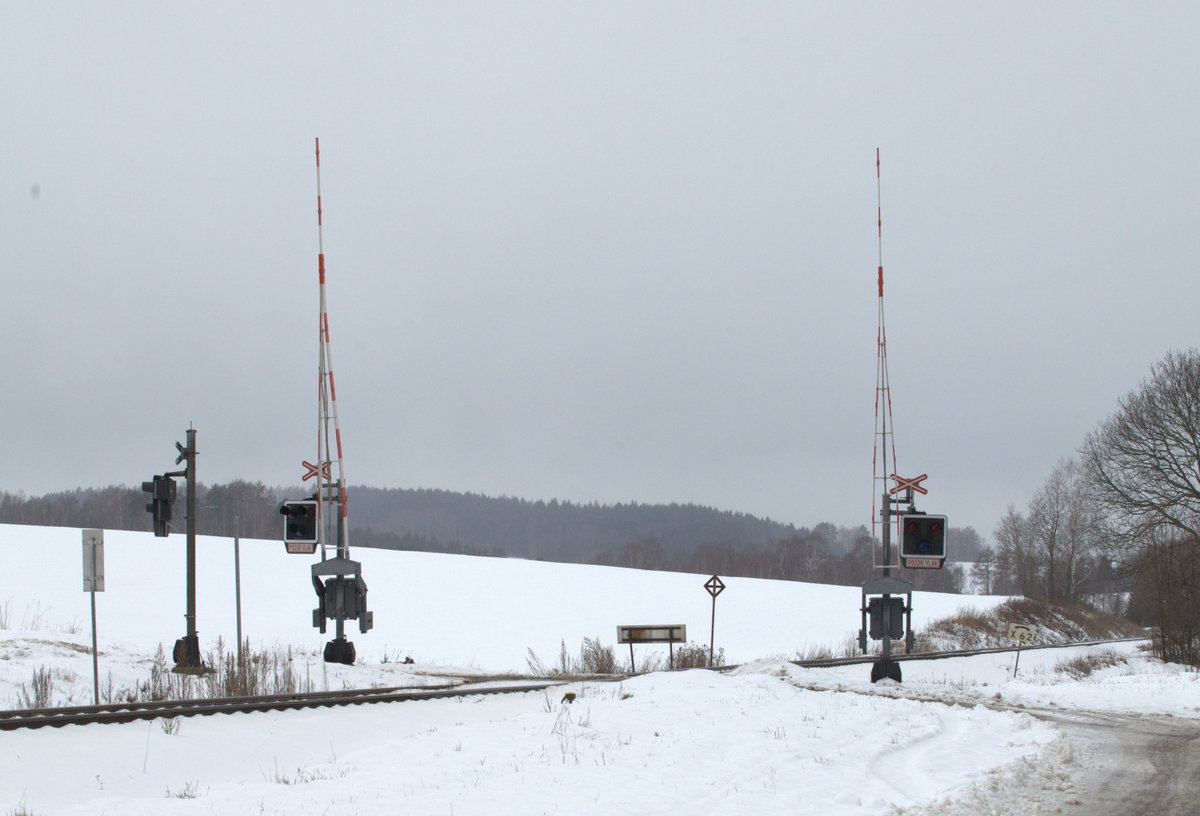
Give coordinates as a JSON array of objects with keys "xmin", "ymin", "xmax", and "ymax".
[{"xmin": 868, "ymin": 709, "xmax": 967, "ymax": 806}]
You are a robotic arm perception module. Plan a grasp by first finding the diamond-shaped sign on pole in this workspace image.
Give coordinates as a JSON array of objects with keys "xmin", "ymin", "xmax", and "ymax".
[
  {"xmin": 704, "ymin": 575, "xmax": 724, "ymax": 668},
  {"xmin": 704, "ymin": 574, "xmax": 725, "ymax": 598}
]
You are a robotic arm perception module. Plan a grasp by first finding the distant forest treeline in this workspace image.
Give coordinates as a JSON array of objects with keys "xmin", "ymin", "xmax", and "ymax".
[{"xmin": 0, "ymin": 482, "xmax": 965, "ymax": 591}]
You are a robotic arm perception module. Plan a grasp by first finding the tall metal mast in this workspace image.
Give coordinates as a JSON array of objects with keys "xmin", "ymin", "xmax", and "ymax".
[
  {"xmin": 315, "ymin": 137, "xmax": 350, "ymax": 561},
  {"xmin": 860, "ymin": 149, "xmax": 915, "ymax": 684},
  {"xmin": 872, "ymin": 147, "xmax": 900, "ymax": 571},
  {"xmin": 297, "ymin": 138, "xmax": 372, "ymax": 665}
]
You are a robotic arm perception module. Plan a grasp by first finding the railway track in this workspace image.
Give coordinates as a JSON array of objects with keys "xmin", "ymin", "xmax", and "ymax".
[
  {"xmin": 789, "ymin": 636, "xmax": 1147, "ymax": 669},
  {"xmin": 2, "ymin": 637, "xmax": 1144, "ymax": 731},
  {"xmin": 0, "ymin": 679, "xmax": 561, "ymax": 731}
]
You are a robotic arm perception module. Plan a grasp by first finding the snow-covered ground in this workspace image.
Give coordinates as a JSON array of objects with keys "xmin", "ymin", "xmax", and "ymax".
[{"xmin": 1, "ymin": 523, "xmax": 1196, "ymax": 815}]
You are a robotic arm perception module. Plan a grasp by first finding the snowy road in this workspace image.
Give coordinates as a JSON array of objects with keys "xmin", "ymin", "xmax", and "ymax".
[
  {"xmin": 790, "ymin": 644, "xmax": 1200, "ymax": 816},
  {"xmin": 1028, "ymin": 709, "xmax": 1200, "ymax": 816}
]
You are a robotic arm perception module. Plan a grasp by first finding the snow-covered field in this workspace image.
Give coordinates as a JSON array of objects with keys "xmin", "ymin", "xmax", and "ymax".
[{"xmin": 1, "ymin": 523, "xmax": 1196, "ymax": 815}]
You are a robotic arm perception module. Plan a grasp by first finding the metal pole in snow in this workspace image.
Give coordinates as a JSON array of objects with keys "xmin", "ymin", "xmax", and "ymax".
[
  {"xmin": 90, "ymin": 560, "xmax": 99, "ymax": 704},
  {"xmin": 234, "ymin": 514, "xmax": 243, "ymax": 668},
  {"xmin": 709, "ymin": 594, "xmax": 716, "ymax": 668}
]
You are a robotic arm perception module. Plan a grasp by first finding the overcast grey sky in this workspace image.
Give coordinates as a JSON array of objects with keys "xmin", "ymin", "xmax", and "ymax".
[{"xmin": 3, "ymin": 2, "xmax": 1198, "ymax": 540}]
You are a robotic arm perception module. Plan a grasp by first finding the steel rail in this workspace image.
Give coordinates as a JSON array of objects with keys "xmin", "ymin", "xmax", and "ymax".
[
  {"xmin": 2, "ymin": 637, "xmax": 1148, "ymax": 730},
  {"xmin": 0, "ymin": 682, "xmax": 454, "ymax": 724},
  {"xmin": 790, "ymin": 636, "xmax": 1148, "ymax": 669},
  {"xmin": 0, "ymin": 680, "xmax": 560, "ymax": 731}
]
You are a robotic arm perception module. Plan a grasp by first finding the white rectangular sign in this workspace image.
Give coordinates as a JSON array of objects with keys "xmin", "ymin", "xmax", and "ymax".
[
  {"xmin": 82, "ymin": 529, "xmax": 105, "ymax": 592},
  {"xmin": 617, "ymin": 625, "xmax": 686, "ymax": 644},
  {"xmin": 1006, "ymin": 622, "xmax": 1035, "ymax": 644}
]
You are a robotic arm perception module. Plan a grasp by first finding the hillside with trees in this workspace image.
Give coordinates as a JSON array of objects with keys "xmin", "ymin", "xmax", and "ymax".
[
  {"xmin": 0, "ymin": 483, "xmax": 967, "ymax": 590},
  {"xmin": 990, "ymin": 348, "xmax": 1200, "ymax": 667}
]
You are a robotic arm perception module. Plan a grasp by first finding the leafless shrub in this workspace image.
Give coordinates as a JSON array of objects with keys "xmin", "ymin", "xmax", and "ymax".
[
  {"xmin": 165, "ymin": 779, "xmax": 203, "ymax": 798},
  {"xmin": 634, "ymin": 652, "xmax": 664, "ymax": 673},
  {"xmin": 525, "ymin": 647, "xmax": 550, "ymax": 677},
  {"xmin": 794, "ymin": 643, "xmax": 834, "ymax": 662},
  {"xmin": 202, "ymin": 638, "xmax": 299, "ymax": 698},
  {"xmin": 579, "ymin": 637, "xmax": 617, "ymax": 674},
  {"xmin": 144, "ymin": 643, "xmax": 171, "ymax": 701},
  {"xmin": 20, "ymin": 603, "xmax": 46, "ymax": 631},
  {"xmin": 264, "ymin": 757, "xmax": 349, "ymax": 785},
  {"xmin": 670, "ymin": 641, "xmax": 725, "ymax": 669},
  {"xmin": 18, "ymin": 666, "xmax": 54, "ymax": 709},
  {"xmin": 556, "ymin": 639, "xmax": 573, "ymax": 675},
  {"xmin": 915, "ymin": 598, "xmax": 1143, "ymax": 653},
  {"xmin": 1055, "ymin": 649, "xmax": 1126, "ymax": 680},
  {"xmin": 130, "ymin": 639, "xmax": 304, "ymax": 703},
  {"xmin": 528, "ymin": 637, "xmax": 621, "ymax": 676}
]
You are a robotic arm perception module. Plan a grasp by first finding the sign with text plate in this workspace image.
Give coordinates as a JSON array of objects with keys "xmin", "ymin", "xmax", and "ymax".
[
  {"xmin": 1006, "ymin": 623, "xmax": 1036, "ymax": 644},
  {"xmin": 617, "ymin": 625, "xmax": 686, "ymax": 644},
  {"xmin": 82, "ymin": 529, "xmax": 105, "ymax": 592}
]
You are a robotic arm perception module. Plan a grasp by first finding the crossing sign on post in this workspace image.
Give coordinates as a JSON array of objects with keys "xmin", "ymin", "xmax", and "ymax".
[
  {"xmin": 890, "ymin": 473, "xmax": 928, "ymax": 495},
  {"xmin": 302, "ymin": 459, "xmax": 331, "ymax": 482},
  {"xmin": 82, "ymin": 529, "xmax": 104, "ymax": 704},
  {"xmin": 704, "ymin": 575, "xmax": 725, "ymax": 599},
  {"xmin": 82, "ymin": 529, "xmax": 105, "ymax": 593},
  {"xmin": 704, "ymin": 575, "xmax": 725, "ymax": 668}
]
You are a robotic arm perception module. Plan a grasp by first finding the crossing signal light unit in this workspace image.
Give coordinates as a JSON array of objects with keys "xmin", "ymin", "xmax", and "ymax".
[
  {"xmin": 900, "ymin": 513, "xmax": 947, "ymax": 569},
  {"xmin": 141, "ymin": 475, "xmax": 176, "ymax": 537},
  {"xmin": 281, "ymin": 500, "xmax": 319, "ymax": 554}
]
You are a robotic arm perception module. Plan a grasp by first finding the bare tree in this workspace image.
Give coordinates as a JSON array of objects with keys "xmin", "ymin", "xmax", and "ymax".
[
  {"xmin": 993, "ymin": 504, "xmax": 1034, "ymax": 595},
  {"xmin": 1128, "ymin": 531, "xmax": 1200, "ymax": 665},
  {"xmin": 949, "ymin": 526, "xmax": 984, "ymax": 561},
  {"xmin": 970, "ymin": 546, "xmax": 996, "ymax": 594},
  {"xmin": 1082, "ymin": 348, "xmax": 1200, "ymax": 557},
  {"xmin": 1025, "ymin": 459, "xmax": 1096, "ymax": 602},
  {"xmin": 1082, "ymin": 349, "xmax": 1200, "ymax": 665}
]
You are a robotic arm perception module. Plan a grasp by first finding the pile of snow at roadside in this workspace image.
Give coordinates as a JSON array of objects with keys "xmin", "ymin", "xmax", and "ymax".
[{"xmin": 1, "ymin": 658, "xmax": 1059, "ymax": 816}]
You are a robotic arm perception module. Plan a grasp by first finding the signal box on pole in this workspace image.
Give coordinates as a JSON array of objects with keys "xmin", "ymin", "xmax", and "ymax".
[
  {"xmin": 142, "ymin": 475, "xmax": 177, "ymax": 537},
  {"xmin": 899, "ymin": 513, "xmax": 948, "ymax": 569},
  {"xmin": 281, "ymin": 500, "xmax": 319, "ymax": 554}
]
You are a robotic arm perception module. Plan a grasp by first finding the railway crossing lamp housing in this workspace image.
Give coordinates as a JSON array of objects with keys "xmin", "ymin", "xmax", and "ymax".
[
  {"xmin": 280, "ymin": 499, "xmax": 319, "ymax": 553},
  {"xmin": 142, "ymin": 475, "xmax": 177, "ymax": 537},
  {"xmin": 899, "ymin": 513, "xmax": 948, "ymax": 569}
]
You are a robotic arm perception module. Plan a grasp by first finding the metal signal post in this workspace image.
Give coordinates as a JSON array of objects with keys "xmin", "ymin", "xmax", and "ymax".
[
  {"xmin": 142, "ymin": 428, "xmax": 205, "ymax": 673},
  {"xmin": 280, "ymin": 139, "xmax": 372, "ymax": 665},
  {"xmin": 171, "ymin": 428, "xmax": 203, "ymax": 672},
  {"xmin": 861, "ymin": 150, "xmax": 917, "ymax": 683},
  {"xmin": 858, "ymin": 153, "xmax": 951, "ymax": 682}
]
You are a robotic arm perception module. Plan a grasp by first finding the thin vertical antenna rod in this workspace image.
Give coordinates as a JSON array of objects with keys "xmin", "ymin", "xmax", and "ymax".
[
  {"xmin": 872, "ymin": 148, "xmax": 899, "ymax": 566},
  {"xmin": 315, "ymin": 137, "xmax": 351, "ymax": 560}
]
